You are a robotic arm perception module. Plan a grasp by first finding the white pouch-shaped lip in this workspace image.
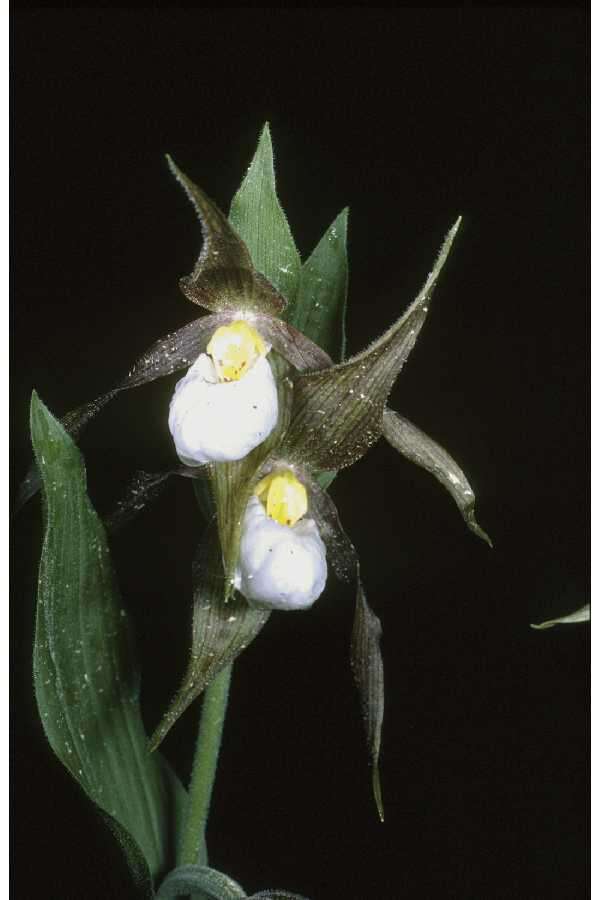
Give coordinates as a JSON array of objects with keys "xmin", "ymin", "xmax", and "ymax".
[
  {"xmin": 168, "ymin": 352, "xmax": 278, "ymax": 466},
  {"xmin": 235, "ymin": 496, "xmax": 328, "ymax": 611}
]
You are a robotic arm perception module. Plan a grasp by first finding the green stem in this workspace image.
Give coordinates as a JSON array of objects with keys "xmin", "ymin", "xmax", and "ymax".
[{"xmin": 180, "ymin": 664, "xmax": 233, "ymax": 867}]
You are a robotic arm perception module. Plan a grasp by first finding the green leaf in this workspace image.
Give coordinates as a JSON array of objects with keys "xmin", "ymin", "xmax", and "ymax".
[
  {"xmin": 283, "ymin": 218, "xmax": 462, "ymax": 472},
  {"xmin": 157, "ymin": 864, "xmax": 246, "ymax": 899},
  {"xmin": 382, "ymin": 409, "xmax": 492, "ymax": 547},
  {"xmin": 229, "ymin": 124, "xmax": 301, "ymax": 305},
  {"xmin": 31, "ymin": 391, "xmax": 186, "ymax": 892},
  {"xmin": 100, "ymin": 813, "xmax": 159, "ymax": 897},
  {"xmin": 531, "ymin": 603, "xmax": 590, "ymax": 630},
  {"xmin": 149, "ymin": 529, "xmax": 270, "ymax": 751},
  {"xmin": 287, "ymin": 208, "xmax": 349, "ymax": 363}
]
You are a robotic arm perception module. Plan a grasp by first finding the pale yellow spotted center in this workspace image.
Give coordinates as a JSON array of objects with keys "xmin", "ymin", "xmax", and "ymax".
[
  {"xmin": 207, "ymin": 320, "xmax": 268, "ymax": 382},
  {"xmin": 254, "ymin": 470, "xmax": 308, "ymax": 527}
]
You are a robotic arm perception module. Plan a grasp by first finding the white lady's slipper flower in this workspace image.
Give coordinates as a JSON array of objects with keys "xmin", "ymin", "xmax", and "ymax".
[
  {"xmin": 168, "ymin": 320, "xmax": 278, "ymax": 465},
  {"xmin": 235, "ymin": 470, "xmax": 328, "ymax": 611}
]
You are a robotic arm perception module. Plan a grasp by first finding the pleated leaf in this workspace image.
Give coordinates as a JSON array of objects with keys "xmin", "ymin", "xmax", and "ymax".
[
  {"xmin": 149, "ymin": 527, "xmax": 270, "ymax": 751},
  {"xmin": 229, "ymin": 123, "xmax": 301, "ymax": 306},
  {"xmin": 288, "ymin": 208, "xmax": 349, "ymax": 363},
  {"xmin": 30, "ymin": 392, "xmax": 187, "ymax": 893},
  {"xmin": 382, "ymin": 409, "xmax": 492, "ymax": 547},
  {"xmin": 283, "ymin": 218, "xmax": 462, "ymax": 472},
  {"xmin": 531, "ymin": 603, "xmax": 590, "ymax": 630}
]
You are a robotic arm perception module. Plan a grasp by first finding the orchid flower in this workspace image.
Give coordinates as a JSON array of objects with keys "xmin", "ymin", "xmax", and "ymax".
[
  {"xmin": 169, "ymin": 321, "xmax": 279, "ymax": 465},
  {"xmin": 20, "ymin": 126, "xmax": 491, "ymax": 824},
  {"xmin": 235, "ymin": 470, "xmax": 328, "ymax": 611}
]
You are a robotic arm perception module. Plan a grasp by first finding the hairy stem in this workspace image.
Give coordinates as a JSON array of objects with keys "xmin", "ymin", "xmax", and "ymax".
[{"xmin": 180, "ymin": 664, "xmax": 232, "ymax": 867}]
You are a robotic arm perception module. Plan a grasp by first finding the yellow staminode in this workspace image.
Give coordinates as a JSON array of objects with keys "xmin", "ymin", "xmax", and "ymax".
[
  {"xmin": 254, "ymin": 470, "xmax": 308, "ymax": 527},
  {"xmin": 207, "ymin": 320, "xmax": 268, "ymax": 382}
]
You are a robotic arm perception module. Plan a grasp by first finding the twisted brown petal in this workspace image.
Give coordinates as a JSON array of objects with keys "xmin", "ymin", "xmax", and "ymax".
[
  {"xmin": 351, "ymin": 578, "xmax": 385, "ymax": 823},
  {"xmin": 15, "ymin": 314, "xmax": 228, "ymax": 513},
  {"xmin": 283, "ymin": 218, "xmax": 462, "ymax": 472},
  {"xmin": 103, "ymin": 465, "xmax": 209, "ymax": 534},
  {"xmin": 252, "ymin": 314, "xmax": 333, "ymax": 373},
  {"xmin": 303, "ymin": 473, "xmax": 384, "ymax": 820},
  {"xmin": 382, "ymin": 409, "xmax": 492, "ymax": 547}
]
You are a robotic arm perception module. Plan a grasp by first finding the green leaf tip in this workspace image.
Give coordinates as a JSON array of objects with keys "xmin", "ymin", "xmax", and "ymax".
[
  {"xmin": 255, "ymin": 122, "xmax": 275, "ymax": 171},
  {"xmin": 289, "ymin": 206, "xmax": 349, "ymax": 363},
  {"xmin": 30, "ymin": 388, "xmax": 53, "ymax": 432},
  {"xmin": 531, "ymin": 602, "xmax": 590, "ymax": 630},
  {"xmin": 30, "ymin": 389, "xmax": 82, "ymax": 476},
  {"xmin": 229, "ymin": 123, "xmax": 301, "ymax": 304}
]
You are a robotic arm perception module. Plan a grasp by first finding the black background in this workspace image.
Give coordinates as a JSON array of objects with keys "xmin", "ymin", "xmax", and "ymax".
[{"xmin": 12, "ymin": 9, "xmax": 589, "ymax": 900}]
